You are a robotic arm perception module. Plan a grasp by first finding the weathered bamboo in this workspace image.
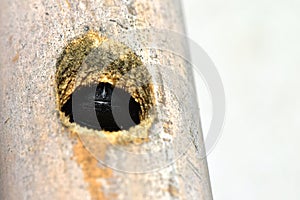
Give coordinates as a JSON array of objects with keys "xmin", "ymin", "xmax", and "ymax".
[{"xmin": 0, "ymin": 0, "xmax": 213, "ymax": 199}]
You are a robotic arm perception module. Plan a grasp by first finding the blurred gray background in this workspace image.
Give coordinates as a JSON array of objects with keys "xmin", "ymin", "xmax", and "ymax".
[{"xmin": 182, "ymin": 0, "xmax": 300, "ymax": 199}]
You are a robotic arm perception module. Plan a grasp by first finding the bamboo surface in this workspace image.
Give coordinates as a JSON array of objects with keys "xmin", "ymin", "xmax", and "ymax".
[{"xmin": 0, "ymin": 0, "xmax": 213, "ymax": 199}]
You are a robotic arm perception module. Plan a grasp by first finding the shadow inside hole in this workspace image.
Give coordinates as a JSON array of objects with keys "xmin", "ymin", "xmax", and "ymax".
[{"xmin": 61, "ymin": 82, "xmax": 141, "ymax": 132}]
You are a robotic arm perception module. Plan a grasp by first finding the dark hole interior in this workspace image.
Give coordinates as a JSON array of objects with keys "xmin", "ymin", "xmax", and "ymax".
[{"xmin": 61, "ymin": 82, "xmax": 141, "ymax": 132}]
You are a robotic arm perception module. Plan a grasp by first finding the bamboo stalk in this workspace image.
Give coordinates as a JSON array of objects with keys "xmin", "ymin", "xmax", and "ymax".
[{"xmin": 0, "ymin": 0, "xmax": 213, "ymax": 199}]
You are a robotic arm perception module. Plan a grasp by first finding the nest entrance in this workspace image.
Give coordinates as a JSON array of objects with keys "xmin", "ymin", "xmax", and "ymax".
[{"xmin": 55, "ymin": 31, "xmax": 155, "ymax": 136}]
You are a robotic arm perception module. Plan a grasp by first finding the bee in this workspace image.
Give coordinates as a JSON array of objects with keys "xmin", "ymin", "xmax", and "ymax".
[{"xmin": 62, "ymin": 82, "xmax": 141, "ymax": 132}]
